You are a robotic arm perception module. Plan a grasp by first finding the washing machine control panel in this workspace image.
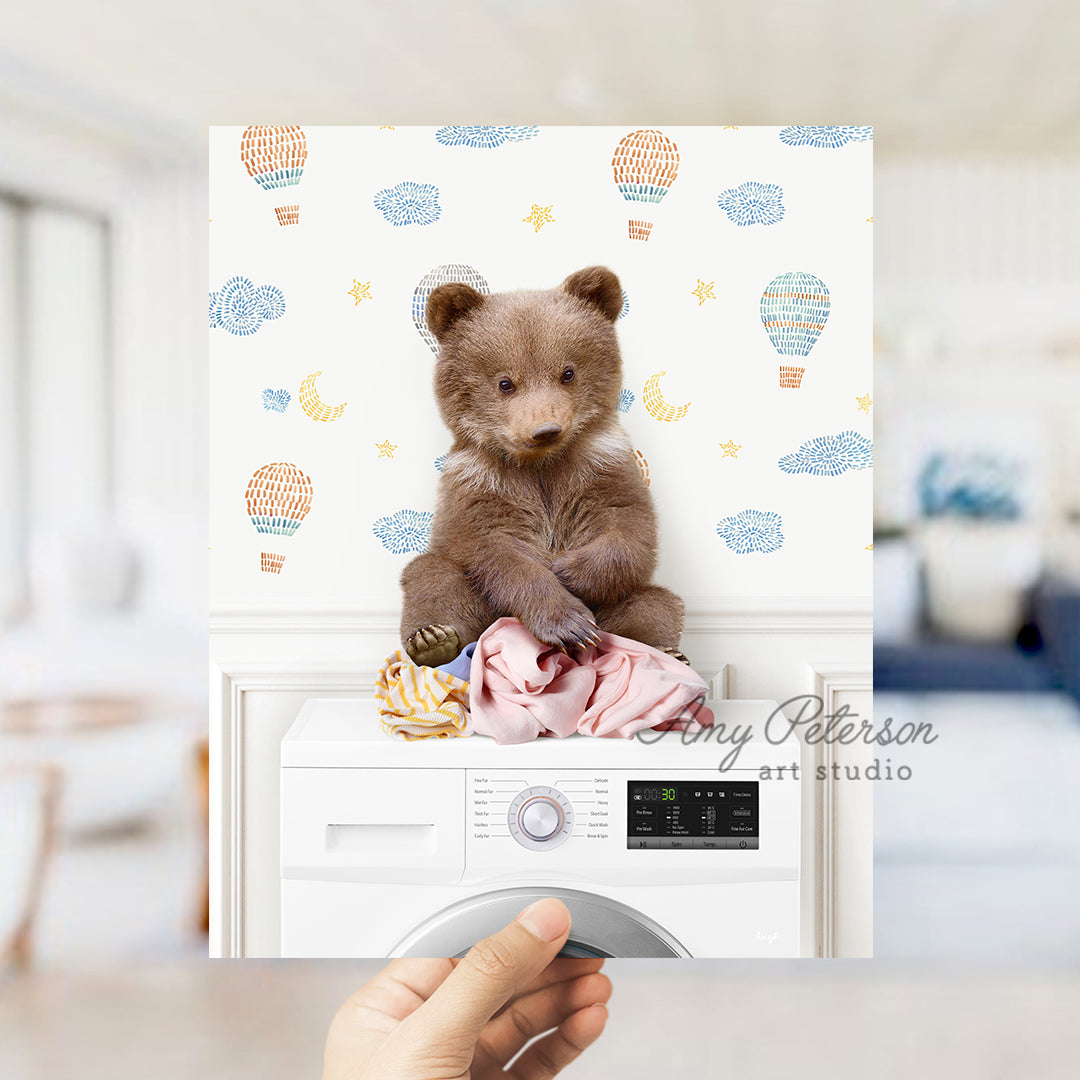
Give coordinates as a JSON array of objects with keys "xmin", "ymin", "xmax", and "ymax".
[
  {"xmin": 626, "ymin": 780, "xmax": 759, "ymax": 849},
  {"xmin": 507, "ymin": 786, "xmax": 574, "ymax": 851},
  {"xmin": 467, "ymin": 768, "xmax": 790, "ymax": 875}
]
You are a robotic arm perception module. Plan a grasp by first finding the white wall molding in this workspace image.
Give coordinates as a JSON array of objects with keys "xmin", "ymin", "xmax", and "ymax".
[
  {"xmin": 209, "ymin": 625, "xmax": 872, "ymax": 957},
  {"xmin": 210, "ymin": 595, "xmax": 872, "ymax": 636},
  {"xmin": 209, "ymin": 660, "xmax": 377, "ymax": 959},
  {"xmin": 803, "ymin": 661, "xmax": 874, "ymax": 959}
]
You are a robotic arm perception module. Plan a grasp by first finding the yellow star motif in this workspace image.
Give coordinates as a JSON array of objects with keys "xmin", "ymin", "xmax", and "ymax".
[
  {"xmin": 379, "ymin": 125, "xmax": 395, "ymax": 130},
  {"xmin": 865, "ymin": 543, "xmax": 874, "ymax": 550},
  {"xmin": 866, "ymin": 215, "xmax": 874, "ymax": 222},
  {"xmin": 522, "ymin": 204, "xmax": 554, "ymax": 232},
  {"xmin": 691, "ymin": 279, "xmax": 716, "ymax": 306},
  {"xmin": 719, "ymin": 439, "xmax": 741, "ymax": 459},
  {"xmin": 348, "ymin": 280, "xmax": 373, "ymax": 305},
  {"xmin": 722, "ymin": 126, "xmax": 739, "ymax": 131},
  {"xmin": 375, "ymin": 440, "xmax": 397, "ymax": 459},
  {"xmin": 856, "ymin": 392, "xmax": 872, "ymax": 414}
]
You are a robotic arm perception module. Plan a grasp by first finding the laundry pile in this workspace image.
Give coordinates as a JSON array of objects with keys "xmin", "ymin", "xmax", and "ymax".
[{"xmin": 376, "ymin": 616, "xmax": 714, "ymax": 743}]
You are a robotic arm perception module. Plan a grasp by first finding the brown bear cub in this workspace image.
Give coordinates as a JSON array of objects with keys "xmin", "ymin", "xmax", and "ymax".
[{"xmin": 400, "ymin": 265, "xmax": 687, "ymax": 667}]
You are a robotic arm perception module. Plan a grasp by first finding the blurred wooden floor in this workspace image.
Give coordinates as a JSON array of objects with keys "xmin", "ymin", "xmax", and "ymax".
[{"xmin": 3, "ymin": 962, "xmax": 1079, "ymax": 1079}]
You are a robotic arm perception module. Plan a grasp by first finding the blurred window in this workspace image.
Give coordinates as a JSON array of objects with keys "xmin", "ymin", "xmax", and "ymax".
[{"xmin": 0, "ymin": 194, "xmax": 111, "ymax": 623}]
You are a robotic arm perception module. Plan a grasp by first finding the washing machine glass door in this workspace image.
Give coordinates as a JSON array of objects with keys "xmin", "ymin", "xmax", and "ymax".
[{"xmin": 391, "ymin": 886, "xmax": 689, "ymax": 958}]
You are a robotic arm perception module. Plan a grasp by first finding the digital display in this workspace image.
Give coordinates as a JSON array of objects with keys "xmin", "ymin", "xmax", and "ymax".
[{"xmin": 626, "ymin": 780, "xmax": 759, "ymax": 849}]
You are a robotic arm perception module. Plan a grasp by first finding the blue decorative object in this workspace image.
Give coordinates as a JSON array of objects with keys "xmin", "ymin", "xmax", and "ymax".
[
  {"xmin": 210, "ymin": 276, "xmax": 286, "ymax": 335},
  {"xmin": 918, "ymin": 453, "xmax": 1022, "ymax": 520},
  {"xmin": 717, "ymin": 181, "xmax": 785, "ymax": 226},
  {"xmin": 618, "ymin": 290, "xmax": 630, "ymax": 320},
  {"xmin": 779, "ymin": 125, "xmax": 873, "ymax": 148},
  {"xmin": 618, "ymin": 389, "xmax": 635, "ymax": 414},
  {"xmin": 434, "ymin": 454, "xmax": 447, "ymax": 472},
  {"xmin": 435, "ymin": 125, "xmax": 539, "ymax": 148},
  {"xmin": 778, "ymin": 430, "xmax": 873, "ymax": 476},
  {"xmin": 262, "ymin": 388, "xmax": 291, "ymax": 413},
  {"xmin": 717, "ymin": 509, "xmax": 785, "ymax": 554},
  {"xmin": 373, "ymin": 509, "xmax": 434, "ymax": 554},
  {"xmin": 374, "ymin": 181, "xmax": 442, "ymax": 226}
]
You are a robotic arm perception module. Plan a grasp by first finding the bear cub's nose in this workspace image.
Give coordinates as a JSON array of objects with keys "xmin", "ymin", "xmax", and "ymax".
[{"xmin": 531, "ymin": 423, "xmax": 563, "ymax": 443}]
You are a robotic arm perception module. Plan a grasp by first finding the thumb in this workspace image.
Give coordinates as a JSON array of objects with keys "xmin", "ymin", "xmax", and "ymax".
[{"xmin": 397, "ymin": 898, "xmax": 571, "ymax": 1056}]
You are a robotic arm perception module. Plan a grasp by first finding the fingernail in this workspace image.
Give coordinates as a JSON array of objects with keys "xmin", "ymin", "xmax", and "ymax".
[{"xmin": 517, "ymin": 898, "xmax": 570, "ymax": 942}]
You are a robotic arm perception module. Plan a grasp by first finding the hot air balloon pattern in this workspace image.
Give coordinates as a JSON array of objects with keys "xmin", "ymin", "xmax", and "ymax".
[
  {"xmin": 760, "ymin": 271, "xmax": 830, "ymax": 389},
  {"xmin": 633, "ymin": 449, "xmax": 650, "ymax": 488},
  {"xmin": 412, "ymin": 264, "xmax": 490, "ymax": 354},
  {"xmin": 611, "ymin": 129, "xmax": 679, "ymax": 241},
  {"xmin": 245, "ymin": 462, "xmax": 314, "ymax": 573},
  {"xmin": 240, "ymin": 126, "xmax": 307, "ymax": 226}
]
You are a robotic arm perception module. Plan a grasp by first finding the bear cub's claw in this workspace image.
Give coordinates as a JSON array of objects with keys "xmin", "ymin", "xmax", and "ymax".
[
  {"xmin": 660, "ymin": 646, "xmax": 692, "ymax": 667},
  {"xmin": 528, "ymin": 599, "xmax": 601, "ymax": 654},
  {"xmin": 405, "ymin": 624, "xmax": 461, "ymax": 667}
]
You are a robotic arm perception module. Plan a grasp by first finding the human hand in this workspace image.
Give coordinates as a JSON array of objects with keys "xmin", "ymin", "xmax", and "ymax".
[{"xmin": 324, "ymin": 899, "xmax": 611, "ymax": 1079}]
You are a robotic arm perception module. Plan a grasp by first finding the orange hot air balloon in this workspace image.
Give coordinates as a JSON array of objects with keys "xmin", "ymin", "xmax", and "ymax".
[
  {"xmin": 240, "ymin": 126, "xmax": 308, "ymax": 226},
  {"xmin": 611, "ymin": 129, "xmax": 679, "ymax": 241},
  {"xmin": 245, "ymin": 462, "xmax": 313, "ymax": 573}
]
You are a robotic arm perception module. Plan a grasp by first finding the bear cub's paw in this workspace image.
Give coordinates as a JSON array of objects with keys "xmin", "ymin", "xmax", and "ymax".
[
  {"xmin": 660, "ymin": 645, "xmax": 692, "ymax": 667},
  {"xmin": 405, "ymin": 624, "xmax": 461, "ymax": 667},
  {"xmin": 528, "ymin": 596, "xmax": 602, "ymax": 653}
]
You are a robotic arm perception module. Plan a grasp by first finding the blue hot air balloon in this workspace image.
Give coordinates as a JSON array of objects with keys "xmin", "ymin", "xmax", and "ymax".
[{"xmin": 759, "ymin": 271, "xmax": 831, "ymax": 388}]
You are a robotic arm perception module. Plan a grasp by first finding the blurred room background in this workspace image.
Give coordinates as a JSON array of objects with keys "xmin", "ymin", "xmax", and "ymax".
[{"xmin": 2, "ymin": 0, "xmax": 1079, "ymax": 1077}]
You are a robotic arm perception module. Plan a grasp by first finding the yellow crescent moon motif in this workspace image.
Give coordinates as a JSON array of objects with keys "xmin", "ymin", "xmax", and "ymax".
[
  {"xmin": 299, "ymin": 371, "xmax": 347, "ymax": 422},
  {"xmin": 642, "ymin": 371, "xmax": 690, "ymax": 422}
]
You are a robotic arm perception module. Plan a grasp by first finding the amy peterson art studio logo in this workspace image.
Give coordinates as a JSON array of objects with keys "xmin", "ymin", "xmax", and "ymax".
[{"xmin": 637, "ymin": 694, "xmax": 938, "ymax": 780}]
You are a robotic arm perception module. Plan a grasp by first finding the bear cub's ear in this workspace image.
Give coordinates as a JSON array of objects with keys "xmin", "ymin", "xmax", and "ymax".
[
  {"xmin": 427, "ymin": 283, "xmax": 486, "ymax": 341},
  {"xmin": 561, "ymin": 266, "xmax": 623, "ymax": 323}
]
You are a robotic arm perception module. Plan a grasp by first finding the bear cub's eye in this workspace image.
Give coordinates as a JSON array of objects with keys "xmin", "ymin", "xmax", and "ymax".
[
  {"xmin": 561, "ymin": 368, "xmax": 575, "ymax": 383},
  {"xmin": 498, "ymin": 378, "xmax": 515, "ymax": 394}
]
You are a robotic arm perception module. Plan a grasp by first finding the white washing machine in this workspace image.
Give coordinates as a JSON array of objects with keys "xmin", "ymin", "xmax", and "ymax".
[{"xmin": 281, "ymin": 698, "xmax": 801, "ymax": 958}]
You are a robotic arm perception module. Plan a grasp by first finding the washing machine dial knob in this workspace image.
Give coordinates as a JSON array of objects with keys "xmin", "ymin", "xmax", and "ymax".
[
  {"xmin": 508, "ymin": 786, "xmax": 574, "ymax": 851},
  {"xmin": 520, "ymin": 798, "xmax": 562, "ymax": 840}
]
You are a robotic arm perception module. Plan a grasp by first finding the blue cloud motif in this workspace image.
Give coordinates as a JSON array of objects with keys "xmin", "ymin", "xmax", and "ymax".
[
  {"xmin": 373, "ymin": 509, "xmax": 434, "ymax": 554},
  {"xmin": 717, "ymin": 509, "xmax": 785, "ymax": 555},
  {"xmin": 618, "ymin": 389, "xmax": 635, "ymax": 413},
  {"xmin": 434, "ymin": 454, "xmax": 447, "ymax": 472},
  {"xmin": 435, "ymin": 125, "xmax": 539, "ymax": 148},
  {"xmin": 717, "ymin": 181, "xmax": 785, "ymax": 226},
  {"xmin": 262, "ymin": 388, "xmax": 290, "ymax": 413},
  {"xmin": 254, "ymin": 284, "xmax": 286, "ymax": 321},
  {"xmin": 778, "ymin": 430, "xmax": 874, "ymax": 476},
  {"xmin": 210, "ymin": 276, "xmax": 285, "ymax": 335},
  {"xmin": 617, "ymin": 289, "xmax": 630, "ymax": 320},
  {"xmin": 779, "ymin": 125, "xmax": 873, "ymax": 148},
  {"xmin": 374, "ymin": 181, "xmax": 441, "ymax": 226}
]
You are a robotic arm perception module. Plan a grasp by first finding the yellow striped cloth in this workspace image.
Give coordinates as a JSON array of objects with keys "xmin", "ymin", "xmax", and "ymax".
[{"xmin": 375, "ymin": 650, "xmax": 472, "ymax": 740}]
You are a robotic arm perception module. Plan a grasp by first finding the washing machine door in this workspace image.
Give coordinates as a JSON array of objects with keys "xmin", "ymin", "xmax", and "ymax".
[{"xmin": 391, "ymin": 886, "xmax": 689, "ymax": 958}]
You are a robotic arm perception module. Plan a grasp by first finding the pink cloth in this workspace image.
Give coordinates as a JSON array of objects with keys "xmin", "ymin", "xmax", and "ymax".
[{"xmin": 469, "ymin": 617, "xmax": 715, "ymax": 744}]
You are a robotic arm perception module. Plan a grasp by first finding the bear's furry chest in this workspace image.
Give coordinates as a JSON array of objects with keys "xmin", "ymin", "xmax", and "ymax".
[{"xmin": 526, "ymin": 475, "xmax": 596, "ymax": 553}]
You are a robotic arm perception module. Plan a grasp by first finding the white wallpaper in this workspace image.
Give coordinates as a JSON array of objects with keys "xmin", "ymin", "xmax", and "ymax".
[{"xmin": 209, "ymin": 125, "xmax": 872, "ymax": 610}]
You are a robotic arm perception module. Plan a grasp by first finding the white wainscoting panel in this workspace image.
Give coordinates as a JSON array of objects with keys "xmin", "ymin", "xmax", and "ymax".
[
  {"xmin": 210, "ymin": 601, "xmax": 871, "ymax": 958},
  {"xmin": 804, "ymin": 662, "xmax": 874, "ymax": 958}
]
